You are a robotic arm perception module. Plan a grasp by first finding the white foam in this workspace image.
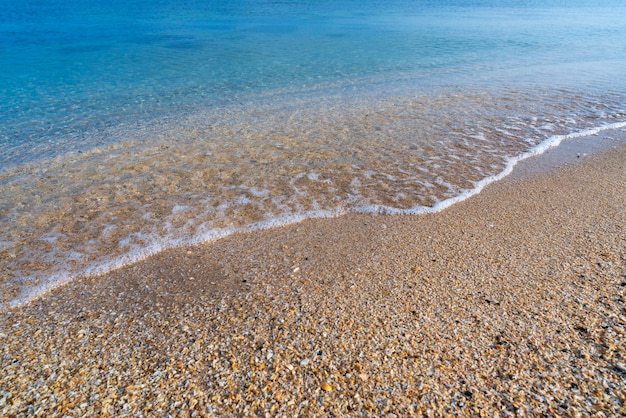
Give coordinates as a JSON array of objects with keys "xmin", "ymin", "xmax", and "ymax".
[
  {"xmin": 248, "ymin": 187, "xmax": 270, "ymax": 197},
  {"xmin": 171, "ymin": 205, "xmax": 188, "ymax": 214},
  {"xmin": 4, "ymin": 121, "xmax": 626, "ymax": 310},
  {"xmin": 354, "ymin": 121, "xmax": 626, "ymax": 216},
  {"xmin": 36, "ymin": 233, "xmax": 61, "ymax": 243},
  {"xmin": 3, "ymin": 207, "xmax": 345, "ymax": 309},
  {"xmin": 235, "ymin": 195, "xmax": 253, "ymax": 205},
  {"xmin": 470, "ymin": 132, "xmax": 487, "ymax": 141}
]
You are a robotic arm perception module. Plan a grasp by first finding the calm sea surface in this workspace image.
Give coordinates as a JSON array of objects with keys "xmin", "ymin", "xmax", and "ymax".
[{"xmin": 1, "ymin": 0, "xmax": 625, "ymax": 306}]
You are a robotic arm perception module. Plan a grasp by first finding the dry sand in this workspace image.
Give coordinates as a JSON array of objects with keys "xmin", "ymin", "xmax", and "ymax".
[{"xmin": 1, "ymin": 132, "xmax": 625, "ymax": 417}]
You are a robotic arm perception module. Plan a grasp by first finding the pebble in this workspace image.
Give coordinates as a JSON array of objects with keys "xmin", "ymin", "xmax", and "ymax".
[{"xmin": 1, "ymin": 143, "xmax": 624, "ymax": 416}]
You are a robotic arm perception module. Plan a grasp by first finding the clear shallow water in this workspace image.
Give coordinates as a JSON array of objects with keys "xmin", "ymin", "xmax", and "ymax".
[{"xmin": 1, "ymin": 0, "xmax": 626, "ymax": 306}]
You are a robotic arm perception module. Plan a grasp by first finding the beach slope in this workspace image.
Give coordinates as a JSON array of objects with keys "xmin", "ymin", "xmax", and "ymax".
[{"xmin": 1, "ymin": 134, "xmax": 625, "ymax": 416}]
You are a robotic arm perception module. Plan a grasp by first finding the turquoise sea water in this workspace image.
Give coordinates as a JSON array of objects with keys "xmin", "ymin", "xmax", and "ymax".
[{"xmin": 1, "ymin": 0, "xmax": 626, "ymax": 306}]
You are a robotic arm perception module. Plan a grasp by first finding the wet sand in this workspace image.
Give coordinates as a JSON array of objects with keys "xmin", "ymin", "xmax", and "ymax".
[{"xmin": 1, "ymin": 132, "xmax": 625, "ymax": 416}]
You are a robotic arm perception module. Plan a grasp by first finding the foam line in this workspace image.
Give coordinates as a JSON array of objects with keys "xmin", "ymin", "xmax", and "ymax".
[
  {"xmin": 3, "ymin": 209, "xmax": 344, "ymax": 309},
  {"xmin": 3, "ymin": 121, "xmax": 625, "ymax": 310},
  {"xmin": 353, "ymin": 121, "xmax": 626, "ymax": 216}
]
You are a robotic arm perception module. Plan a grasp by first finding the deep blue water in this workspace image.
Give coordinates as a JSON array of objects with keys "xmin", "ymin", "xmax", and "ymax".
[{"xmin": 2, "ymin": 0, "xmax": 625, "ymax": 163}]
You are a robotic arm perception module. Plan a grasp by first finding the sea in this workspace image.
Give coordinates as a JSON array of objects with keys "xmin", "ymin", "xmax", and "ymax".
[{"xmin": 1, "ymin": 0, "xmax": 625, "ymax": 307}]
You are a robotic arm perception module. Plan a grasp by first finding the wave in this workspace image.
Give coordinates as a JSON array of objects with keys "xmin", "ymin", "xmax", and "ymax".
[{"xmin": 4, "ymin": 121, "xmax": 625, "ymax": 310}]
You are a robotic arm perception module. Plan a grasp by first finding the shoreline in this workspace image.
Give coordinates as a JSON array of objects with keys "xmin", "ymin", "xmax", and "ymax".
[
  {"xmin": 5, "ymin": 122, "xmax": 626, "ymax": 310},
  {"xmin": 1, "ymin": 131, "xmax": 625, "ymax": 415}
]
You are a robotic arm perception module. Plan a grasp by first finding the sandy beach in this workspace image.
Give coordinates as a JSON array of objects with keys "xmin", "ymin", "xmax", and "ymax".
[{"xmin": 1, "ymin": 131, "xmax": 625, "ymax": 416}]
